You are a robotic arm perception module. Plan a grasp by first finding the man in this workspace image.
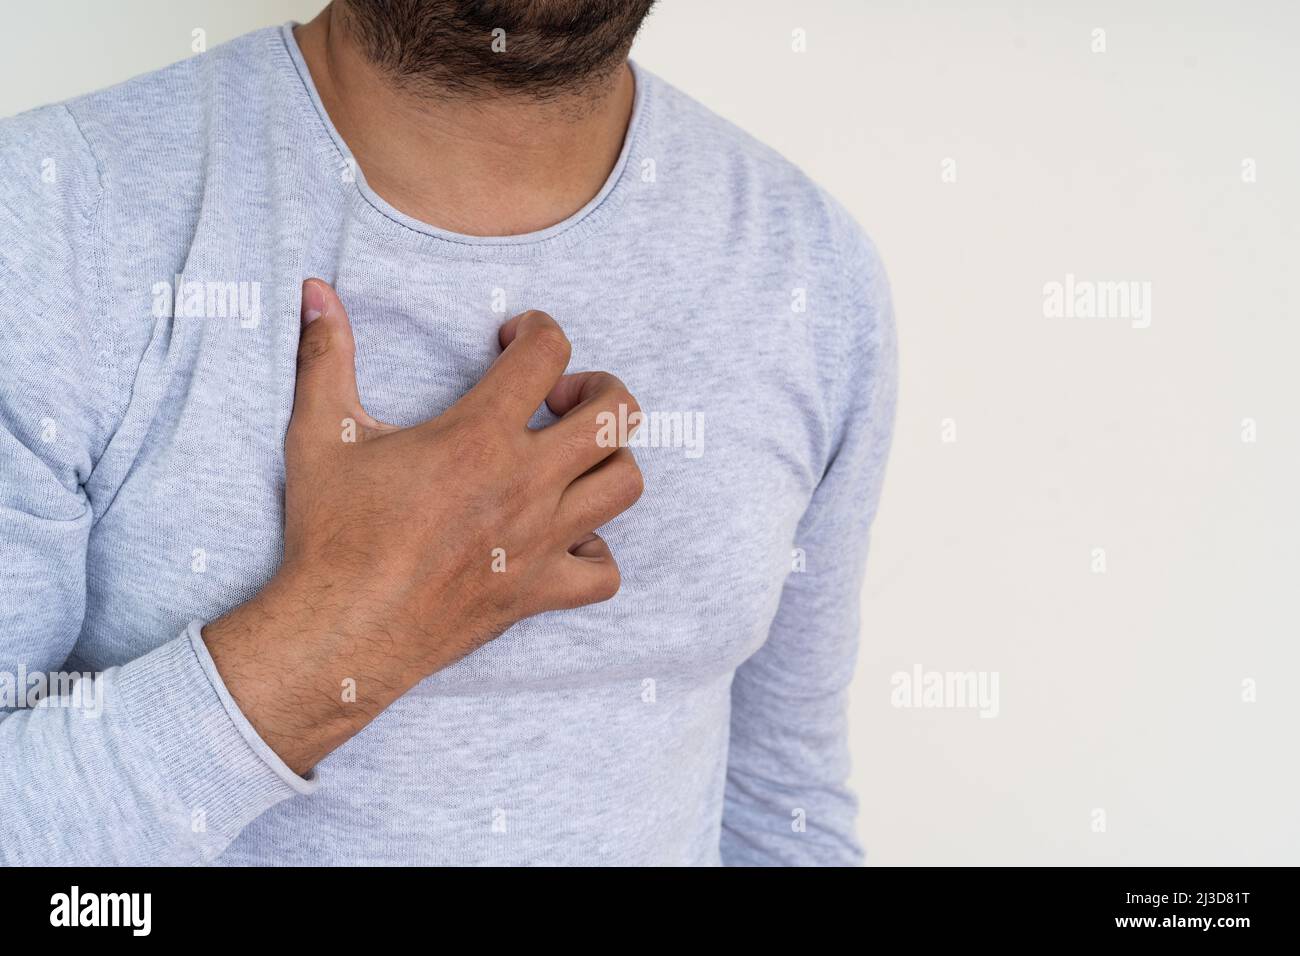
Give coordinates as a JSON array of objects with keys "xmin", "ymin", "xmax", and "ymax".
[{"xmin": 0, "ymin": 0, "xmax": 895, "ymax": 865}]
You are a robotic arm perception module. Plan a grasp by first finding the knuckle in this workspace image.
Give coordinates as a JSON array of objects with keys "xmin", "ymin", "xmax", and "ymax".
[
  {"xmin": 614, "ymin": 388, "xmax": 638, "ymax": 419},
  {"xmin": 587, "ymin": 371, "xmax": 619, "ymax": 392},
  {"xmin": 610, "ymin": 456, "xmax": 644, "ymax": 506},
  {"xmin": 521, "ymin": 308, "xmax": 556, "ymax": 330},
  {"xmin": 528, "ymin": 321, "xmax": 571, "ymax": 365},
  {"xmin": 594, "ymin": 376, "xmax": 637, "ymax": 418},
  {"xmin": 590, "ymin": 371, "xmax": 622, "ymax": 395},
  {"xmin": 588, "ymin": 563, "xmax": 621, "ymax": 603}
]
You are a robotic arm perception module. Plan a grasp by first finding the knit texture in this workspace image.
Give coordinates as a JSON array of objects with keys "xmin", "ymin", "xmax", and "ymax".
[{"xmin": 0, "ymin": 25, "xmax": 896, "ymax": 865}]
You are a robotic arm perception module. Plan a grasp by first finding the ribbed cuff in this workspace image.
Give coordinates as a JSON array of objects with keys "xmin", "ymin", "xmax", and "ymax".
[{"xmin": 115, "ymin": 620, "xmax": 318, "ymax": 859}]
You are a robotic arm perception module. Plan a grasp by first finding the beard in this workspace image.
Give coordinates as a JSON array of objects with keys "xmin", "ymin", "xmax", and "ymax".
[{"xmin": 339, "ymin": 0, "xmax": 657, "ymax": 100}]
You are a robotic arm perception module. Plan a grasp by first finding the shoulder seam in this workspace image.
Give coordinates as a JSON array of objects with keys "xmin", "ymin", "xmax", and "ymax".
[
  {"xmin": 57, "ymin": 103, "xmax": 105, "ymax": 203},
  {"xmin": 56, "ymin": 102, "xmax": 124, "ymax": 478}
]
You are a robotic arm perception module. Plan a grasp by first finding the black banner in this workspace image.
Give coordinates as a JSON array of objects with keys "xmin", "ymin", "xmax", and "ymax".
[{"xmin": 0, "ymin": 865, "xmax": 1285, "ymax": 942}]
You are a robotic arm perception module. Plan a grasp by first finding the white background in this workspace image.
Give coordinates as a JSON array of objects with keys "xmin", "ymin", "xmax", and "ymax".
[{"xmin": 3, "ymin": 0, "xmax": 1296, "ymax": 864}]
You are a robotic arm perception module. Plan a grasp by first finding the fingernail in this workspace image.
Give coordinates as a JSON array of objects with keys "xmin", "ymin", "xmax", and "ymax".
[{"xmin": 302, "ymin": 280, "xmax": 326, "ymax": 325}]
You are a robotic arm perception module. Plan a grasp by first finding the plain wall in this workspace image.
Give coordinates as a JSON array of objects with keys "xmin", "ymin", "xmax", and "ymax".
[{"xmin": 3, "ymin": 0, "xmax": 1296, "ymax": 865}]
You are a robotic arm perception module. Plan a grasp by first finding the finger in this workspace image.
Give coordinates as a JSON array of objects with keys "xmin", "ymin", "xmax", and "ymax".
[
  {"xmin": 497, "ymin": 310, "xmax": 527, "ymax": 349},
  {"xmin": 463, "ymin": 310, "xmax": 571, "ymax": 428},
  {"xmin": 556, "ymin": 448, "xmax": 644, "ymax": 537},
  {"xmin": 569, "ymin": 534, "xmax": 612, "ymax": 560},
  {"xmin": 539, "ymin": 371, "xmax": 640, "ymax": 479},
  {"xmin": 291, "ymin": 279, "xmax": 392, "ymax": 442},
  {"xmin": 546, "ymin": 534, "xmax": 622, "ymax": 609},
  {"xmin": 542, "ymin": 370, "xmax": 618, "ymax": 417}
]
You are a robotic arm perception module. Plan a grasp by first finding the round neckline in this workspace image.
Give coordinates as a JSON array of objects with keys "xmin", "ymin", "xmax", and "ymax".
[{"xmin": 274, "ymin": 22, "xmax": 651, "ymax": 261}]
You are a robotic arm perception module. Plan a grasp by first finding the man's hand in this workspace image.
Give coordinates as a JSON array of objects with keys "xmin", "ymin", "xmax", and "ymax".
[{"xmin": 203, "ymin": 279, "xmax": 643, "ymax": 774}]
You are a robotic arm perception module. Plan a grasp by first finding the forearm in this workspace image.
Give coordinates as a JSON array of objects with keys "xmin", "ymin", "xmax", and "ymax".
[{"xmin": 202, "ymin": 565, "xmax": 434, "ymax": 776}]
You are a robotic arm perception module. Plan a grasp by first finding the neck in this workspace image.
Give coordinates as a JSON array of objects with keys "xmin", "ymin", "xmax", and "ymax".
[{"xmin": 294, "ymin": 5, "xmax": 636, "ymax": 237}]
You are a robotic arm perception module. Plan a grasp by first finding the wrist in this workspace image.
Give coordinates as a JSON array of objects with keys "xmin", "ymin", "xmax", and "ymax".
[{"xmin": 202, "ymin": 564, "xmax": 424, "ymax": 775}]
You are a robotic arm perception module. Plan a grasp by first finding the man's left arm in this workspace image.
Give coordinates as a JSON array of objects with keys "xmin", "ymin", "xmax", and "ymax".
[{"xmin": 721, "ymin": 227, "xmax": 897, "ymax": 865}]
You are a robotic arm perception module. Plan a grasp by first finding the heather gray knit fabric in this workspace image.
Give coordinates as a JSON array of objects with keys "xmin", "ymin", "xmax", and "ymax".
[{"xmin": 0, "ymin": 24, "xmax": 895, "ymax": 866}]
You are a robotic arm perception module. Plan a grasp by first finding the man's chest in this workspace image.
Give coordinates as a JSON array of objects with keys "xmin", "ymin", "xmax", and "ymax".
[{"xmin": 81, "ymin": 244, "xmax": 828, "ymax": 690}]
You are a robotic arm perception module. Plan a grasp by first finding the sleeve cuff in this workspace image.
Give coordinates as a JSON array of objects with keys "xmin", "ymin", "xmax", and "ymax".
[{"xmin": 114, "ymin": 620, "xmax": 318, "ymax": 858}]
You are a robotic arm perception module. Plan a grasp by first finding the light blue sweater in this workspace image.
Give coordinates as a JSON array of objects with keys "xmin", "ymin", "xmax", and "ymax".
[{"xmin": 0, "ymin": 24, "xmax": 895, "ymax": 865}]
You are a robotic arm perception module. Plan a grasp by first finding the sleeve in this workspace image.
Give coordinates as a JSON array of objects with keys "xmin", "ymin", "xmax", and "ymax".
[
  {"xmin": 720, "ymin": 220, "xmax": 898, "ymax": 866},
  {"xmin": 0, "ymin": 105, "xmax": 314, "ymax": 866}
]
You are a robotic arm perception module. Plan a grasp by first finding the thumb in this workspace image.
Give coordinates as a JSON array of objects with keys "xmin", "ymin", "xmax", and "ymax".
[{"xmin": 292, "ymin": 278, "xmax": 366, "ymax": 437}]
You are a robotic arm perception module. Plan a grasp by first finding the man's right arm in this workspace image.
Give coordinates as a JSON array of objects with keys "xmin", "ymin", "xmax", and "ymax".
[{"xmin": 1, "ymin": 109, "xmax": 642, "ymax": 864}]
